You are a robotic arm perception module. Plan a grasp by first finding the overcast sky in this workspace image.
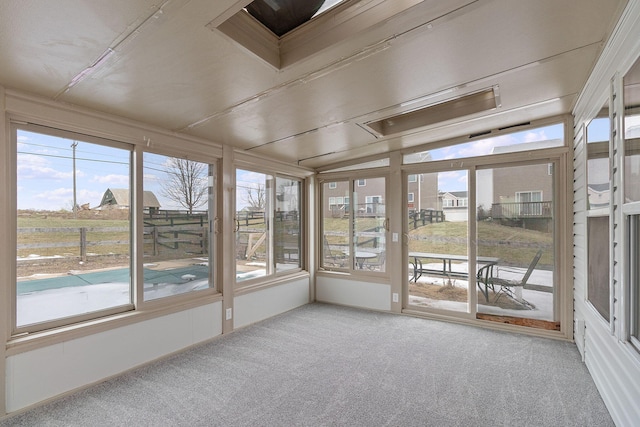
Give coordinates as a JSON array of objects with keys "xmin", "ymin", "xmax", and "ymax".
[{"xmin": 18, "ymin": 118, "xmax": 638, "ymax": 212}]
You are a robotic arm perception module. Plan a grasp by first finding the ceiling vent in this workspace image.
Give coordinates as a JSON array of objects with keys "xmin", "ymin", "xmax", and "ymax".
[{"xmin": 362, "ymin": 87, "xmax": 500, "ymax": 138}]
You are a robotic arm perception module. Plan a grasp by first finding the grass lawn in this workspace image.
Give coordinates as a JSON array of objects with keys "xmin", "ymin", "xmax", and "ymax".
[{"xmin": 324, "ymin": 218, "xmax": 554, "ymax": 268}]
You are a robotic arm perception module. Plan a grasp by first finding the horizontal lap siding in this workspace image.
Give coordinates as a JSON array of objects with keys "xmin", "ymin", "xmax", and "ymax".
[{"xmin": 572, "ymin": 4, "xmax": 640, "ymax": 423}]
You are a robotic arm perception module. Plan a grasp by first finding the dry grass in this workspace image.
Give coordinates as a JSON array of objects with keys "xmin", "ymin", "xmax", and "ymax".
[{"xmin": 409, "ymin": 281, "xmax": 529, "ymax": 310}]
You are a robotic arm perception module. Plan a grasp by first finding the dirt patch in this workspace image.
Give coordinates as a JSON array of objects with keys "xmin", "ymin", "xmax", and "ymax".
[{"xmin": 409, "ymin": 282, "xmax": 529, "ymax": 310}]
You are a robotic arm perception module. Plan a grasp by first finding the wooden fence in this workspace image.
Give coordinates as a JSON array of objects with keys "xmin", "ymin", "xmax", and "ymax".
[
  {"xmin": 408, "ymin": 209, "xmax": 445, "ymax": 230},
  {"xmin": 17, "ymin": 211, "xmax": 209, "ymax": 263}
]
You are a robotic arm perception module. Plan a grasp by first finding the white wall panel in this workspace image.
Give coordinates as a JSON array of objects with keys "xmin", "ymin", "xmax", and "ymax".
[
  {"xmin": 572, "ymin": 2, "xmax": 640, "ymax": 426},
  {"xmin": 316, "ymin": 275, "xmax": 391, "ymax": 312},
  {"xmin": 234, "ymin": 277, "xmax": 310, "ymax": 329},
  {"xmin": 6, "ymin": 302, "xmax": 222, "ymax": 413}
]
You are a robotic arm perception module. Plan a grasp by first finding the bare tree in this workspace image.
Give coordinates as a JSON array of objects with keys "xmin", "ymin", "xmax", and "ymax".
[
  {"xmin": 245, "ymin": 184, "xmax": 266, "ymax": 211},
  {"xmin": 161, "ymin": 158, "xmax": 208, "ymax": 213}
]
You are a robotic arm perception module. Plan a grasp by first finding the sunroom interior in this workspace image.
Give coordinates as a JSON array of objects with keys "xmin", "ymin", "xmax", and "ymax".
[{"xmin": 1, "ymin": 0, "xmax": 640, "ymax": 425}]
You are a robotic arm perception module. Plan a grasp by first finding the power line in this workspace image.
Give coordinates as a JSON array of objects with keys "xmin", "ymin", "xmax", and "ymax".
[{"xmin": 17, "ymin": 151, "xmax": 129, "ymax": 166}]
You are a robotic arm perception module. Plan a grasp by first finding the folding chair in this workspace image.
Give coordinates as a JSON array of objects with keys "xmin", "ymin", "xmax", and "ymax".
[{"xmin": 477, "ymin": 249, "xmax": 543, "ymax": 308}]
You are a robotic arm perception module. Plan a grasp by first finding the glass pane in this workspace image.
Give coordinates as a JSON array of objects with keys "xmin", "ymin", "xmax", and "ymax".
[
  {"xmin": 142, "ymin": 153, "xmax": 213, "ymax": 301},
  {"xmin": 408, "ymin": 171, "xmax": 469, "ymax": 312},
  {"xmin": 630, "ymin": 215, "xmax": 640, "ymax": 343},
  {"xmin": 322, "ymin": 181, "xmax": 349, "ymax": 269},
  {"xmin": 353, "ymin": 177, "xmax": 386, "ymax": 272},
  {"xmin": 275, "ymin": 176, "xmax": 301, "ymax": 273},
  {"xmin": 476, "ymin": 164, "xmax": 556, "ymax": 325},
  {"xmin": 587, "ymin": 106, "xmax": 610, "ymax": 209},
  {"xmin": 321, "ymin": 158, "xmax": 389, "ymax": 172},
  {"xmin": 16, "ymin": 129, "xmax": 131, "ymax": 327},
  {"xmin": 404, "ymin": 123, "xmax": 564, "ymax": 164},
  {"xmin": 624, "ymin": 56, "xmax": 640, "ymax": 202},
  {"xmin": 236, "ymin": 169, "xmax": 271, "ymax": 282},
  {"xmin": 587, "ymin": 216, "xmax": 610, "ymax": 321}
]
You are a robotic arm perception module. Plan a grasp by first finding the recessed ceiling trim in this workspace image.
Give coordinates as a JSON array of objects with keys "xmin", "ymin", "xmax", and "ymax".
[
  {"xmin": 209, "ymin": 0, "xmax": 424, "ymax": 70},
  {"xmin": 361, "ymin": 87, "xmax": 500, "ymax": 138}
]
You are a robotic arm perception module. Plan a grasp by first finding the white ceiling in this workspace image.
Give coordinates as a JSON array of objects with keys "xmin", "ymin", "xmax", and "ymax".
[{"xmin": 0, "ymin": 0, "xmax": 626, "ymax": 169}]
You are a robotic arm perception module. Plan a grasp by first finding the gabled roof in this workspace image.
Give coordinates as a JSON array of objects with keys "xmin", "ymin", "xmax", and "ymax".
[
  {"xmin": 100, "ymin": 189, "xmax": 161, "ymax": 208},
  {"xmin": 443, "ymin": 191, "xmax": 468, "ymax": 199}
]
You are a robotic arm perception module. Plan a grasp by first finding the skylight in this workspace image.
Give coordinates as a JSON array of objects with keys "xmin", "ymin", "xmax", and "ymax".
[
  {"xmin": 245, "ymin": 0, "xmax": 349, "ymax": 37},
  {"xmin": 211, "ymin": 0, "xmax": 422, "ymax": 69}
]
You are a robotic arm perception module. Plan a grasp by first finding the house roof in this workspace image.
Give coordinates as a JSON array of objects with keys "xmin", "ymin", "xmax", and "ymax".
[
  {"xmin": 100, "ymin": 189, "xmax": 161, "ymax": 208},
  {"xmin": 444, "ymin": 191, "xmax": 468, "ymax": 199}
]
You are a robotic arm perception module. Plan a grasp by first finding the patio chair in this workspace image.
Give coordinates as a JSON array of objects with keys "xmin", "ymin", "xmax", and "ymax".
[
  {"xmin": 476, "ymin": 249, "xmax": 544, "ymax": 308},
  {"xmin": 323, "ymin": 235, "xmax": 346, "ymax": 268},
  {"xmin": 365, "ymin": 250, "xmax": 386, "ymax": 271}
]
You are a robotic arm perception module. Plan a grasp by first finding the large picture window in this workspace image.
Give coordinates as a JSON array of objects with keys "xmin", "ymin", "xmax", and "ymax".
[{"xmin": 16, "ymin": 126, "xmax": 132, "ymax": 329}]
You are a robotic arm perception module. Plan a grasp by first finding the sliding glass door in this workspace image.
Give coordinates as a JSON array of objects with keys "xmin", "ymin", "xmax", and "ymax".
[
  {"xmin": 407, "ymin": 171, "xmax": 469, "ymax": 312},
  {"xmin": 476, "ymin": 163, "xmax": 556, "ymax": 328}
]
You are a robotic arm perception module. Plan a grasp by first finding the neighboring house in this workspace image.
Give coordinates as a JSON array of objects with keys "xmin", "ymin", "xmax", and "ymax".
[
  {"xmin": 407, "ymin": 173, "xmax": 439, "ymax": 212},
  {"xmin": 440, "ymin": 191, "xmax": 468, "ymax": 222},
  {"xmin": 489, "ymin": 141, "xmax": 555, "ymax": 230},
  {"xmin": 98, "ymin": 188, "xmax": 161, "ymax": 213},
  {"xmin": 324, "ymin": 179, "xmax": 387, "ymax": 217}
]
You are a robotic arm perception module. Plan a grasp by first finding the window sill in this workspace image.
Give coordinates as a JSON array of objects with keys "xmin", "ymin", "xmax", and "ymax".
[
  {"xmin": 6, "ymin": 292, "xmax": 224, "ymax": 356},
  {"xmin": 234, "ymin": 270, "xmax": 310, "ymax": 296}
]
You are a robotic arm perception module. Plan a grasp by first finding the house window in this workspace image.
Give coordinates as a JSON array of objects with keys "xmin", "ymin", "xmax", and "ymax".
[
  {"xmin": 15, "ymin": 125, "xmax": 133, "ymax": 330},
  {"xmin": 628, "ymin": 215, "xmax": 640, "ymax": 349},
  {"xmin": 588, "ymin": 216, "xmax": 610, "ymax": 321},
  {"xmin": 443, "ymin": 198, "xmax": 454, "ymax": 208},
  {"xmin": 328, "ymin": 182, "xmax": 337, "ymax": 189},
  {"xmin": 321, "ymin": 177, "xmax": 387, "ymax": 272},
  {"xmin": 408, "ymin": 174, "xmax": 418, "ymax": 183},
  {"xmin": 357, "ymin": 179, "xmax": 366, "ymax": 187},
  {"xmin": 408, "ymin": 192, "xmax": 415, "ymax": 203},
  {"xmin": 142, "ymin": 153, "xmax": 215, "ymax": 301},
  {"xmin": 364, "ymin": 195, "xmax": 383, "ymax": 214},
  {"xmin": 235, "ymin": 169, "xmax": 302, "ymax": 284},
  {"xmin": 516, "ymin": 191, "xmax": 543, "ymax": 216}
]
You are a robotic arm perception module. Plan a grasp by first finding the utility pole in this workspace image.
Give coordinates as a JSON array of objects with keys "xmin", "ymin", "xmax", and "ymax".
[{"xmin": 71, "ymin": 141, "xmax": 78, "ymax": 218}]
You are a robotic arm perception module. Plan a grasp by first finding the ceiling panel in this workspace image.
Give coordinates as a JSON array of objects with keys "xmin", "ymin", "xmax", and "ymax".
[{"xmin": 0, "ymin": 0, "xmax": 627, "ymax": 168}]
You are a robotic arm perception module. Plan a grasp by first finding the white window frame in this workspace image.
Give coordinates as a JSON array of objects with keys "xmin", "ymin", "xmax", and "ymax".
[
  {"xmin": 320, "ymin": 175, "xmax": 388, "ymax": 275},
  {"xmin": 234, "ymin": 167, "xmax": 304, "ymax": 288},
  {"xmin": 516, "ymin": 190, "xmax": 543, "ymax": 216},
  {"xmin": 12, "ymin": 123, "xmax": 136, "ymax": 333}
]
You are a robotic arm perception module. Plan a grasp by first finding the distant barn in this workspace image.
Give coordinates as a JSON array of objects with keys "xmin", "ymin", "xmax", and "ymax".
[{"xmin": 99, "ymin": 188, "xmax": 161, "ymax": 213}]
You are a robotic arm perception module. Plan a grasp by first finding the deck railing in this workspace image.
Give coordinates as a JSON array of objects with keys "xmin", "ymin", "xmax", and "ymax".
[{"xmin": 491, "ymin": 201, "xmax": 553, "ymax": 219}]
